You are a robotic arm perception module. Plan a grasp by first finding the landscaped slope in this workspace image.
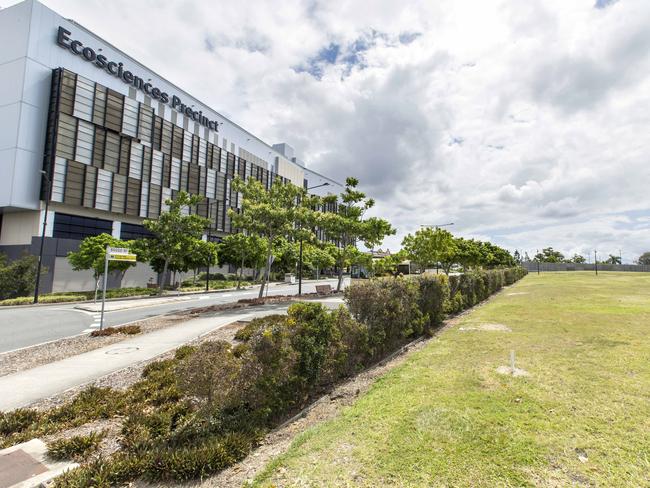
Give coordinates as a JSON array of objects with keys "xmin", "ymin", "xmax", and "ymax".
[{"xmin": 254, "ymin": 272, "xmax": 650, "ymax": 487}]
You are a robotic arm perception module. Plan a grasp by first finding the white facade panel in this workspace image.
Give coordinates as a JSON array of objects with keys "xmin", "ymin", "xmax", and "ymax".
[
  {"xmin": 170, "ymin": 157, "xmax": 181, "ymax": 190},
  {"xmin": 139, "ymin": 182, "xmax": 149, "ymax": 217},
  {"xmin": 183, "ymin": 131, "xmax": 192, "ymax": 162},
  {"xmin": 161, "ymin": 187, "xmax": 172, "ymax": 213},
  {"xmin": 95, "ymin": 168, "xmax": 112, "ymax": 211},
  {"xmin": 75, "ymin": 119, "xmax": 94, "ymax": 165},
  {"xmin": 51, "ymin": 156, "xmax": 66, "ymax": 202},
  {"xmin": 151, "ymin": 149, "xmax": 163, "ymax": 186},
  {"xmin": 129, "ymin": 142, "xmax": 143, "ymax": 180},
  {"xmin": 206, "ymin": 168, "xmax": 216, "ymax": 199},
  {"xmin": 73, "ymin": 75, "xmax": 94, "ymax": 122},
  {"xmin": 122, "ymin": 96, "xmax": 139, "ymax": 137}
]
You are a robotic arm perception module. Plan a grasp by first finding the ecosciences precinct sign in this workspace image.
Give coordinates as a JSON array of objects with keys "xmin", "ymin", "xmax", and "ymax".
[{"xmin": 56, "ymin": 26, "xmax": 220, "ymax": 132}]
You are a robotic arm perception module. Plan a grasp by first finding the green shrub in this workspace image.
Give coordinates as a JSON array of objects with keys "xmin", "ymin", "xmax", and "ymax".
[
  {"xmin": 234, "ymin": 315, "xmax": 286, "ymax": 342},
  {"xmin": 416, "ymin": 274, "xmax": 450, "ymax": 334},
  {"xmin": 174, "ymin": 345, "xmax": 197, "ymax": 360},
  {"xmin": 0, "ymin": 253, "xmax": 39, "ymax": 300},
  {"xmin": 47, "ymin": 431, "xmax": 105, "ymax": 461},
  {"xmin": 345, "ymin": 277, "xmax": 425, "ymax": 360}
]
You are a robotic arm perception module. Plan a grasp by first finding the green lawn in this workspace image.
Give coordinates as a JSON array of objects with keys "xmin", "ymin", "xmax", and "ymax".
[{"xmin": 253, "ymin": 272, "xmax": 650, "ymax": 487}]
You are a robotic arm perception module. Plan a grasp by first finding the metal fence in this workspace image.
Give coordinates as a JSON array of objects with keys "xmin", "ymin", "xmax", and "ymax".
[{"xmin": 522, "ymin": 262, "xmax": 650, "ymax": 273}]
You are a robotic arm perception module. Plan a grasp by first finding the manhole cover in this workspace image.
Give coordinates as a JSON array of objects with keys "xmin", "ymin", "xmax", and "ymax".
[{"xmin": 105, "ymin": 346, "xmax": 140, "ymax": 355}]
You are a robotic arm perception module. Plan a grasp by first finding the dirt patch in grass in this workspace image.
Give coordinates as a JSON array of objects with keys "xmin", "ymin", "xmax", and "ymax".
[{"xmin": 459, "ymin": 322, "xmax": 512, "ymax": 332}]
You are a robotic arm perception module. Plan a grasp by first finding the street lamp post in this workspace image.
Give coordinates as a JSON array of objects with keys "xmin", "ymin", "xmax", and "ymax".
[
  {"xmin": 33, "ymin": 170, "xmax": 52, "ymax": 304},
  {"xmin": 298, "ymin": 182, "xmax": 330, "ymax": 296},
  {"xmin": 594, "ymin": 250, "xmax": 598, "ymax": 276}
]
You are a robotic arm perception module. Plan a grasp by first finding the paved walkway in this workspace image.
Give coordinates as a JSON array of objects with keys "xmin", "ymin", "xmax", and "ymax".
[{"xmin": 0, "ymin": 297, "xmax": 344, "ymax": 411}]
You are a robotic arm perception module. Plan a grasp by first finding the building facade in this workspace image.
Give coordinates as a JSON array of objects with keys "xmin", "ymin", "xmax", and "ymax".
[{"xmin": 0, "ymin": 0, "xmax": 342, "ymax": 293}]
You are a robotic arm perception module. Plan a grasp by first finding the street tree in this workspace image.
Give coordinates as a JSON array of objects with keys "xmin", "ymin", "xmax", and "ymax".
[
  {"xmin": 637, "ymin": 252, "xmax": 650, "ymax": 265},
  {"xmin": 568, "ymin": 254, "xmax": 586, "ymax": 263},
  {"xmin": 136, "ymin": 191, "xmax": 211, "ymax": 292},
  {"xmin": 320, "ymin": 177, "xmax": 394, "ymax": 290},
  {"xmin": 67, "ymin": 233, "xmax": 137, "ymax": 301},
  {"xmin": 402, "ymin": 227, "xmax": 456, "ymax": 274},
  {"xmin": 534, "ymin": 247, "xmax": 565, "ymax": 263},
  {"xmin": 229, "ymin": 177, "xmax": 308, "ymax": 298},
  {"xmin": 604, "ymin": 254, "xmax": 621, "ymax": 265},
  {"xmin": 303, "ymin": 243, "xmax": 336, "ymax": 279},
  {"xmin": 218, "ymin": 233, "xmax": 267, "ymax": 288}
]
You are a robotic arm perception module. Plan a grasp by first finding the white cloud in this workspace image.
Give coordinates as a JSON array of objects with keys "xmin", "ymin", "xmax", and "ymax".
[{"xmin": 25, "ymin": 0, "xmax": 650, "ymax": 262}]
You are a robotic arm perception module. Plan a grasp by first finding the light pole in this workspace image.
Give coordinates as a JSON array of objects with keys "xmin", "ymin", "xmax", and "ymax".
[
  {"xmin": 594, "ymin": 250, "xmax": 598, "ymax": 276},
  {"xmin": 203, "ymin": 201, "xmax": 218, "ymax": 292},
  {"xmin": 298, "ymin": 182, "xmax": 330, "ymax": 296},
  {"xmin": 34, "ymin": 170, "xmax": 52, "ymax": 304},
  {"xmin": 420, "ymin": 222, "xmax": 454, "ymax": 274}
]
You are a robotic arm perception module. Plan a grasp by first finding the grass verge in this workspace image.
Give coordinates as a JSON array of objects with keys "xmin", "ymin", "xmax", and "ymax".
[{"xmin": 253, "ymin": 272, "xmax": 650, "ymax": 487}]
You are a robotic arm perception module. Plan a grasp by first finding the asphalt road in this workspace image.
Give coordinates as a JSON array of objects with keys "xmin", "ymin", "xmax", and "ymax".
[{"xmin": 0, "ymin": 278, "xmax": 345, "ymax": 354}]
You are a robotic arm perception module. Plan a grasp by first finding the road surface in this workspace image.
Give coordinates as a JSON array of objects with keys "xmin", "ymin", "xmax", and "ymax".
[{"xmin": 0, "ymin": 279, "xmax": 345, "ymax": 354}]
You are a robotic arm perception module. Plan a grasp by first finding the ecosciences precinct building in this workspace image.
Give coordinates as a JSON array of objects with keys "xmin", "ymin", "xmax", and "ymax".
[{"xmin": 0, "ymin": 0, "xmax": 341, "ymax": 293}]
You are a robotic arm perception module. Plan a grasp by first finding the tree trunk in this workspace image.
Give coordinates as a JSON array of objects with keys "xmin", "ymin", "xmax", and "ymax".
[
  {"xmin": 159, "ymin": 258, "xmax": 169, "ymax": 295},
  {"xmin": 259, "ymin": 240, "xmax": 274, "ymax": 299},
  {"xmin": 336, "ymin": 261, "xmax": 344, "ymax": 292}
]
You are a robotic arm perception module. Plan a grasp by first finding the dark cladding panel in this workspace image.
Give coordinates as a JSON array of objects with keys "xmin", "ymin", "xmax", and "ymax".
[
  {"xmin": 92, "ymin": 127, "xmax": 106, "ymax": 168},
  {"xmin": 63, "ymin": 160, "xmax": 85, "ymax": 206},
  {"xmin": 103, "ymin": 131, "xmax": 120, "ymax": 173},
  {"xmin": 92, "ymin": 84, "xmax": 107, "ymax": 125},
  {"xmin": 148, "ymin": 184, "xmax": 161, "ymax": 219},
  {"xmin": 59, "ymin": 70, "xmax": 76, "ymax": 116},
  {"xmin": 105, "ymin": 89, "xmax": 124, "ymax": 133},
  {"xmin": 55, "ymin": 113, "xmax": 76, "ymax": 160},
  {"xmin": 83, "ymin": 165, "xmax": 97, "ymax": 208},
  {"xmin": 126, "ymin": 177, "xmax": 141, "ymax": 216},
  {"xmin": 111, "ymin": 173, "xmax": 127, "ymax": 214}
]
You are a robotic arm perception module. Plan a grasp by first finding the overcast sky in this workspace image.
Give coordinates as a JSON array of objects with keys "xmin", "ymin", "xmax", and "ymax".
[{"xmin": 15, "ymin": 0, "xmax": 650, "ymax": 262}]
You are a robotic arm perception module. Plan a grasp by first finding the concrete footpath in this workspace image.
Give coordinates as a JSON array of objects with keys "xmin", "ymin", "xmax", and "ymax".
[
  {"xmin": 0, "ymin": 297, "xmax": 344, "ymax": 411},
  {"xmin": 0, "ymin": 310, "xmax": 257, "ymax": 411}
]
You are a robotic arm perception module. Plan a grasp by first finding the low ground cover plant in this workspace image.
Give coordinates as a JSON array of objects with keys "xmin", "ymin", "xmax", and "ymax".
[
  {"xmin": 89, "ymin": 325, "xmax": 141, "ymax": 337},
  {"xmin": 0, "ymin": 267, "xmax": 526, "ymax": 485},
  {"xmin": 47, "ymin": 431, "xmax": 105, "ymax": 461}
]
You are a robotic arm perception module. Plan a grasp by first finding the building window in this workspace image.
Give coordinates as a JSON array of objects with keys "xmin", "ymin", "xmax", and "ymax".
[
  {"xmin": 52, "ymin": 213, "xmax": 112, "ymax": 240},
  {"xmin": 120, "ymin": 223, "xmax": 155, "ymax": 240}
]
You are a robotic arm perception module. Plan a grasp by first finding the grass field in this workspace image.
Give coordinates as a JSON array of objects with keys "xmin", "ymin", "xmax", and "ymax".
[{"xmin": 253, "ymin": 272, "xmax": 650, "ymax": 487}]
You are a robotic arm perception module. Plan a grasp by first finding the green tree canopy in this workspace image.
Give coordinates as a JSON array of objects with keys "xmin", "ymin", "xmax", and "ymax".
[
  {"xmin": 218, "ymin": 233, "xmax": 267, "ymax": 287},
  {"xmin": 637, "ymin": 252, "xmax": 650, "ymax": 265},
  {"xmin": 230, "ymin": 177, "xmax": 309, "ymax": 298},
  {"xmin": 402, "ymin": 227, "xmax": 456, "ymax": 274},
  {"xmin": 534, "ymin": 247, "xmax": 565, "ymax": 263},
  {"xmin": 320, "ymin": 177, "xmax": 394, "ymax": 290},
  {"xmin": 67, "ymin": 233, "xmax": 137, "ymax": 300},
  {"xmin": 136, "ymin": 191, "xmax": 212, "ymax": 292}
]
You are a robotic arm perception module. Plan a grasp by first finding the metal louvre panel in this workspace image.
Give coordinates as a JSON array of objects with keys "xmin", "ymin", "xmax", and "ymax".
[
  {"xmin": 148, "ymin": 184, "xmax": 161, "ymax": 219},
  {"xmin": 137, "ymin": 104, "xmax": 154, "ymax": 143},
  {"xmin": 151, "ymin": 149, "xmax": 163, "ymax": 186},
  {"xmin": 215, "ymin": 172, "xmax": 226, "ymax": 201},
  {"xmin": 170, "ymin": 158, "xmax": 181, "ymax": 190},
  {"xmin": 188, "ymin": 164, "xmax": 199, "ymax": 194},
  {"xmin": 161, "ymin": 120, "xmax": 172, "ymax": 155},
  {"xmin": 206, "ymin": 168, "xmax": 216, "ymax": 199},
  {"xmin": 183, "ymin": 130, "xmax": 192, "ymax": 162},
  {"xmin": 60, "ymin": 70, "xmax": 76, "ymax": 116},
  {"xmin": 198, "ymin": 139, "xmax": 207, "ymax": 166},
  {"xmin": 126, "ymin": 178, "xmax": 141, "ymax": 216},
  {"xmin": 129, "ymin": 142, "xmax": 144, "ymax": 180},
  {"xmin": 105, "ymin": 89, "xmax": 124, "ymax": 133},
  {"xmin": 111, "ymin": 173, "xmax": 127, "ymax": 213},
  {"xmin": 75, "ymin": 120, "xmax": 94, "ymax": 165},
  {"xmin": 55, "ymin": 113, "xmax": 76, "ymax": 160},
  {"xmin": 199, "ymin": 166, "xmax": 207, "ymax": 196},
  {"xmin": 92, "ymin": 128, "xmax": 106, "ymax": 168},
  {"xmin": 73, "ymin": 75, "xmax": 95, "ymax": 122},
  {"xmin": 172, "ymin": 125, "xmax": 183, "ymax": 160},
  {"xmin": 103, "ymin": 132, "xmax": 120, "ymax": 173},
  {"xmin": 139, "ymin": 182, "xmax": 149, "ymax": 217},
  {"xmin": 220, "ymin": 149, "xmax": 227, "ymax": 173},
  {"xmin": 51, "ymin": 157, "xmax": 67, "ymax": 203},
  {"xmin": 191, "ymin": 135, "xmax": 199, "ymax": 165},
  {"xmin": 121, "ymin": 97, "xmax": 139, "ymax": 137},
  {"xmin": 180, "ymin": 160, "xmax": 189, "ymax": 191},
  {"xmin": 119, "ymin": 138, "xmax": 131, "ymax": 176},
  {"xmin": 162, "ymin": 153, "xmax": 171, "ymax": 187},
  {"xmin": 83, "ymin": 165, "xmax": 97, "ymax": 208},
  {"xmin": 153, "ymin": 116, "xmax": 162, "ymax": 151},
  {"xmin": 95, "ymin": 169, "xmax": 113, "ymax": 211},
  {"xmin": 161, "ymin": 187, "xmax": 172, "ymax": 213},
  {"xmin": 92, "ymin": 85, "xmax": 106, "ymax": 126}
]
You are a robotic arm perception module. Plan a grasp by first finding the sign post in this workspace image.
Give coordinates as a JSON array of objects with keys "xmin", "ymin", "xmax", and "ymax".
[{"xmin": 99, "ymin": 246, "xmax": 137, "ymax": 331}]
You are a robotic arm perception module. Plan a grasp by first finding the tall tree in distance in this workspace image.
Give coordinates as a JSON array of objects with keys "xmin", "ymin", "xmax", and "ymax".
[
  {"xmin": 320, "ymin": 177, "xmax": 394, "ymax": 291},
  {"xmin": 218, "ymin": 233, "xmax": 267, "ymax": 289},
  {"xmin": 402, "ymin": 227, "xmax": 456, "ymax": 273},
  {"xmin": 230, "ymin": 177, "xmax": 308, "ymax": 298},
  {"xmin": 637, "ymin": 252, "xmax": 650, "ymax": 265}
]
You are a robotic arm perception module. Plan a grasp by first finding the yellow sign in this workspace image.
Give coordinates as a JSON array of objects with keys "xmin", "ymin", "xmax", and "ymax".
[{"xmin": 108, "ymin": 253, "xmax": 137, "ymax": 262}]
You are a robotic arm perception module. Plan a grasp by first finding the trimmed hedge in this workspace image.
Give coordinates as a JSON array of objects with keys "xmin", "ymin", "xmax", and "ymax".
[{"xmin": 41, "ymin": 267, "xmax": 526, "ymax": 486}]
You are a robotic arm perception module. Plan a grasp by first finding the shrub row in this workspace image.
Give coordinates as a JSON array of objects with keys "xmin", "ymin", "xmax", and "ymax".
[
  {"xmin": 0, "ymin": 294, "xmax": 87, "ymax": 306},
  {"xmin": 23, "ymin": 267, "xmax": 526, "ymax": 486}
]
